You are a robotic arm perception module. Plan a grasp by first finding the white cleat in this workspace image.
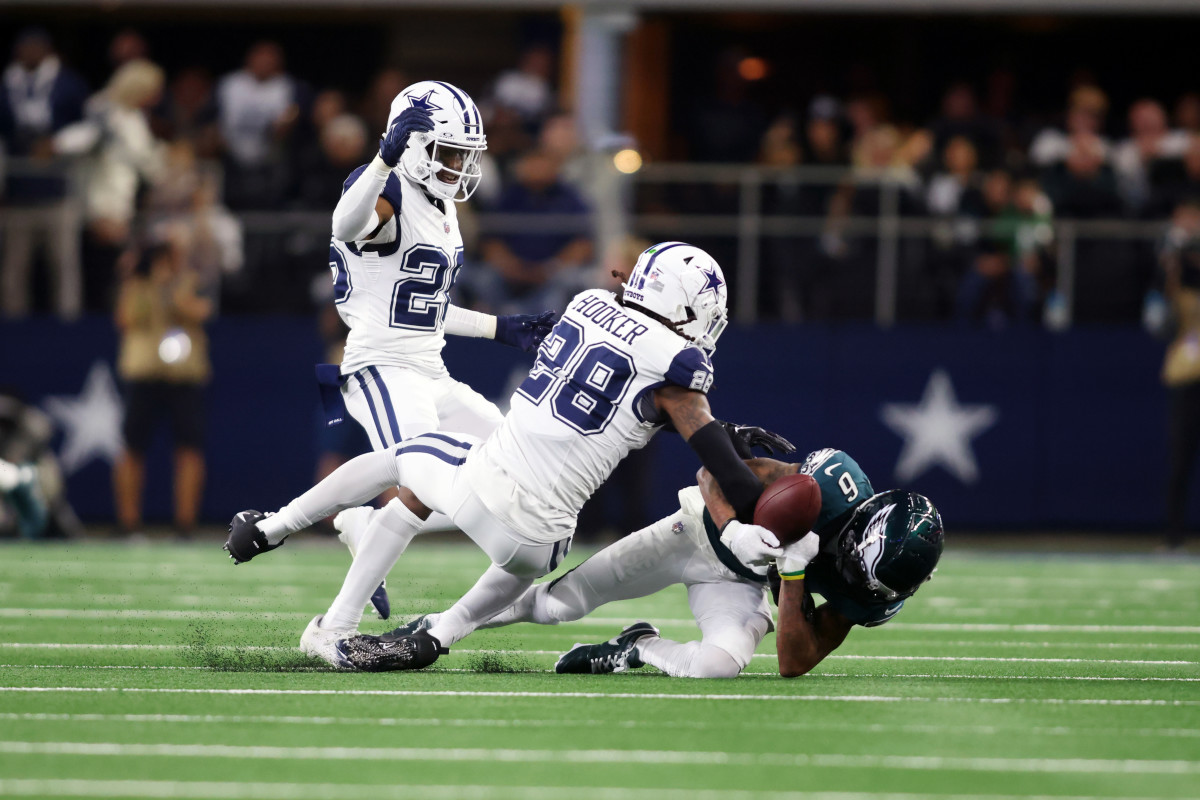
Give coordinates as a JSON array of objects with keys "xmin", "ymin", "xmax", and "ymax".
[
  {"xmin": 299, "ymin": 615, "xmax": 354, "ymax": 669},
  {"xmin": 334, "ymin": 506, "xmax": 376, "ymax": 557}
]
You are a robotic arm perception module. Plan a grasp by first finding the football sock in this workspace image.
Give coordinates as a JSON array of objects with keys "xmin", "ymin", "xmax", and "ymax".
[
  {"xmin": 323, "ymin": 498, "xmax": 423, "ymax": 632},
  {"xmin": 635, "ymin": 637, "xmax": 742, "ymax": 679},
  {"xmin": 426, "ymin": 564, "xmax": 533, "ymax": 648},
  {"xmin": 258, "ymin": 450, "xmax": 400, "ymax": 544}
]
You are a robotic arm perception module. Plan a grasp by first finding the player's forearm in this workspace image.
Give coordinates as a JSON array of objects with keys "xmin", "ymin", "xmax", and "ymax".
[
  {"xmin": 698, "ymin": 458, "xmax": 797, "ymax": 528},
  {"xmin": 444, "ymin": 305, "xmax": 497, "ymax": 339},
  {"xmin": 331, "ymin": 156, "xmax": 389, "ymax": 242},
  {"xmin": 776, "ymin": 584, "xmax": 849, "ymax": 678}
]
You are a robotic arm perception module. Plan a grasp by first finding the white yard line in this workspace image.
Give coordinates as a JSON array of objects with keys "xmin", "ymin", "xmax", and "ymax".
[
  {"xmin": 2, "ymin": 642, "xmax": 1194, "ymax": 666},
  {"xmin": 1, "ymin": 741, "xmax": 1198, "ymax": 774},
  {"xmin": 4, "ymin": 712, "xmax": 1197, "ymax": 739},
  {"xmin": 0, "ymin": 686, "xmax": 1196, "ymax": 706}
]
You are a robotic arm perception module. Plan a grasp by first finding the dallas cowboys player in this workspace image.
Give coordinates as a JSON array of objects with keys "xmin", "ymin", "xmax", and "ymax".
[
  {"xmin": 227, "ymin": 243, "xmax": 779, "ymax": 671},
  {"xmin": 388, "ymin": 447, "xmax": 944, "ymax": 678},
  {"xmin": 284, "ymin": 81, "xmax": 555, "ymax": 617}
]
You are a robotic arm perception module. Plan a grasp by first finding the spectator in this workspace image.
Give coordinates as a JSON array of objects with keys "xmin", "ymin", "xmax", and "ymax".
[
  {"xmin": 1030, "ymin": 85, "xmax": 1111, "ymax": 168},
  {"xmin": 112, "ymin": 242, "xmax": 214, "ymax": 535},
  {"xmin": 1041, "ymin": 132, "xmax": 1122, "ymax": 218},
  {"xmin": 930, "ymin": 82, "xmax": 1002, "ymax": 168},
  {"xmin": 215, "ymin": 41, "xmax": 300, "ymax": 209},
  {"xmin": 1161, "ymin": 199, "xmax": 1200, "ymax": 549},
  {"xmin": 955, "ymin": 236, "xmax": 1039, "ymax": 327},
  {"xmin": 1112, "ymin": 99, "xmax": 1190, "ymax": 214},
  {"xmin": 1148, "ymin": 134, "xmax": 1200, "ymax": 219},
  {"xmin": 155, "ymin": 67, "xmax": 218, "ymax": 156},
  {"xmin": 1174, "ymin": 93, "xmax": 1200, "ymax": 136},
  {"xmin": 293, "ymin": 113, "xmax": 369, "ymax": 210},
  {"xmin": 926, "ymin": 136, "xmax": 984, "ymax": 217},
  {"xmin": 54, "ymin": 58, "xmax": 166, "ymax": 312},
  {"xmin": 0, "ymin": 27, "xmax": 89, "ymax": 318},
  {"xmin": 472, "ymin": 149, "xmax": 593, "ymax": 314},
  {"xmin": 360, "ymin": 68, "xmax": 407, "ymax": 137},
  {"xmin": 108, "ymin": 29, "xmax": 149, "ymax": 73},
  {"xmin": 805, "ymin": 97, "xmax": 848, "ymax": 167},
  {"xmin": 491, "ymin": 44, "xmax": 556, "ymax": 130}
]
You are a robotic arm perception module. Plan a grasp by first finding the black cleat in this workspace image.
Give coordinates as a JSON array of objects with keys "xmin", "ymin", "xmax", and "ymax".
[
  {"xmin": 340, "ymin": 629, "xmax": 448, "ymax": 672},
  {"xmin": 554, "ymin": 621, "xmax": 659, "ymax": 675},
  {"xmin": 223, "ymin": 510, "xmax": 283, "ymax": 564}
]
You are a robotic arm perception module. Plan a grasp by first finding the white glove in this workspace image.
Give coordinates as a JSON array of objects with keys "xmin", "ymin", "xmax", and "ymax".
[
  {"xmin": 720, "ymin": 520, "xmax": 783, "ymax": 573},
  {"xmin": 777, "ymin": 532, "xmax": 820, "ymax": 580}
]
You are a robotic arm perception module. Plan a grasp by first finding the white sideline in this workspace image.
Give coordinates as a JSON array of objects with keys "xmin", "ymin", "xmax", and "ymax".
[
  {"xmin": 1, "ymin": 686, "xmax": 1197, "ymax": 706},
  {"xmin": 3, "ymin": 609, "xmax": 1200, "ymax": 634},
  {"xmin": 4, "ymin": 712, "xmax": 1198, "ymax": 739},
  {"xmin": 2, "ymin": 741, "xmax": 1199, "ymax": 774},
  {"xmin": 1, "ymin": 643, "xmax": 1195, "ymax": 666},
  {"xmin": 0, "ymin": 780, "xmax": 1181, "ymax": 800}
]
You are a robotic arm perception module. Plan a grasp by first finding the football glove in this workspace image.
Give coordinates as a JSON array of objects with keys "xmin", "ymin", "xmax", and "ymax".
[
  {"xmin": 777, "ymin": 531, "xmax": 820, "ymax": 580},
  {"xmin": 720, "ymin": 422, "xmax": 796, "ymax": 458},
  {"xmin": 495, "ymin": 310, "xmax": 558, "ymax": 352},
  {"xmin": 720, "ymin": 520, "xmax": 783, "ymax": 574},
  {"xmin": 379, "ymin": 107, "xmax": 434, "ymax": 168}
]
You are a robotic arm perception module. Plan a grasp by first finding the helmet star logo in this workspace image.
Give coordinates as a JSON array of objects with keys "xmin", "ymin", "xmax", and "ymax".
[
  {"xmin": 699, "ymin": 267, "xmax": 723, "ymax": 296},
  {"xmin": 407, "ymin": 90, "xmax": 443, "ymax": 112}
]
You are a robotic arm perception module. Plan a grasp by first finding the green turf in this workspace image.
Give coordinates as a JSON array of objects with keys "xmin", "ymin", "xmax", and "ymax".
[{"xmin": 0, "ymin": 539, "xmax": 1197, "ymax": 800}]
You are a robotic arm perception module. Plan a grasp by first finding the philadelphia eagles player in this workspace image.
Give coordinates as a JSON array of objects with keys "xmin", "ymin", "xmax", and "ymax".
[
  {"xmin": 387, "ymin": 446, "xmax": 944, "ymax": 678},
  {"xmin": 271, "ymin": 80, "xmax": 555, "ymax": 620}
]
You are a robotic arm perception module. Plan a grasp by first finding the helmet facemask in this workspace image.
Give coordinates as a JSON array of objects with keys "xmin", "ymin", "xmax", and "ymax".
[{"xmin": 402, "ymin": 133, "xmax": 485, "ymax": 201}]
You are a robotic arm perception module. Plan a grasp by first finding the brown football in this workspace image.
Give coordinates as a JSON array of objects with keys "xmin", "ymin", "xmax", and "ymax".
[{"xmin": 753, "ymin": 473, "xmax": 822, "ymax": 546}]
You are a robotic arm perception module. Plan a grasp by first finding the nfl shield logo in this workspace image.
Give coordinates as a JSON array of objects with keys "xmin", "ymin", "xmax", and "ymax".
[
  {"xmin": 671, "ymin": 521, "xmax": 685, "ymax": 536},
  {"xmin": 444, "ymin": 221, "xmax": 451, "ymax": 234}
]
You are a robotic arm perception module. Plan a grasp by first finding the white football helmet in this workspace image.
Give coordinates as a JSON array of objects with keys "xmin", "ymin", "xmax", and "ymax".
[
  {"xmin": 388, "ymin": 80, "xmax": 486, "ymax": 202},
  {"xmin": 621, "ymin": 242, "xmax": 729, "ymax": 354}
]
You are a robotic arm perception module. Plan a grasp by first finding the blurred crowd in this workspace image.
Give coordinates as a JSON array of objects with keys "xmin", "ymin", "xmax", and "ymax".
[{"xmin": 4, "ymin": 28, "xmax": 1200, "ymax": 329}]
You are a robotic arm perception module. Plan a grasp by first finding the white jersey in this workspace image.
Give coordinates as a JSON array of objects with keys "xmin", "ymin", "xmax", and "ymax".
[
  {"xmin": 330, "ymin": 165, "xmax": 463, "ymax": 378},
  {"xmin": 463, "ymin": 289, "xmax": 715, "ymax": 544}
]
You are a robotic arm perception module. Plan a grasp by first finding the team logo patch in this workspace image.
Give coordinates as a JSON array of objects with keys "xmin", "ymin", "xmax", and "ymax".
[
  {"xmin": 444, "ymin": 221, "xmax": 451, "ymax": 234},
  {"xmin": 671, "ymin": 521, "xmax": 686, "ymax": 536}
]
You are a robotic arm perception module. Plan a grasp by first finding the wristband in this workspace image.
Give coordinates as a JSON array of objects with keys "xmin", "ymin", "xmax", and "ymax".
[{"xmin": 779, "ymin": 570, "xmax": 806, "ymax": 581}]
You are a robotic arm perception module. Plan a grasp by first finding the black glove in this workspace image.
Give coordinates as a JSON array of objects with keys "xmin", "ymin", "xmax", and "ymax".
[
  {"xmin": 495, "ymin": 310, "xmax": 558, "ymax": 352},
  {"xmin": 720, "ymin": 421, "xmax": 796, "ymax": 458},
  {"xmin": 380, "ymin": 107, "xmax": 434, "ymax": 168}
]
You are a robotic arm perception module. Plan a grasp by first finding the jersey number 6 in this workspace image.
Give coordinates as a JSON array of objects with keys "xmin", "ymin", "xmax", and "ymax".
[{"xmin": 517, "ymin": 318, "xmax": 637, "ymax": 435}]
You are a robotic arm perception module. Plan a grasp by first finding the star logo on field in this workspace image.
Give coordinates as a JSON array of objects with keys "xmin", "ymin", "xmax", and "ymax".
[
  {"xmin": 880, "ymin": 369, "xmax": 997, "ymax": 484},
  {"xmin": 42, "ymin": 361, "xmax": 125, "ymax": 474},
  {"xmin": 406, "ymin": 90, "xmax": 443, "ymax": 112},
  {"xmin": 699, "ymin": 267, "xmax": 723, "ymax": 296}
]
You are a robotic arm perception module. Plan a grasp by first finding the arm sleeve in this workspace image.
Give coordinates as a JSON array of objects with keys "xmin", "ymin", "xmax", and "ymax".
[
  {"xmin": 663, "ymin": 346, "xmax": 715, "ymax": 394},
  {"xmin": 688, "ymin": 419, "xmax": 763, "ymax": 522},
  {"xmin": 331, "ymin": 156, "xmax": 392, "ymax": 242},
  {"xmin": 444, "ymin": 304, "xmax": 497, "ymax": 339}
]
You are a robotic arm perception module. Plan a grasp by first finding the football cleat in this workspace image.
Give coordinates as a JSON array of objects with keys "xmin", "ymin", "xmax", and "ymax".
[
  {"xmin": 334, "ymin": 507, "xmax": 391, "ymax": 620},
  {"xmin": 339, "ymin": 629, "xmax": 447, "ymax": 672},
  {"xmin": 299, "ymin": 615, "xmax": 353, "ymax": 670},
  {"xmin": 554, "ymin": 621, "xmax": 659, "ymax": 675},
  {"xmin": 224, "ymin": 510, "xmax": 282, "ymax": 564},
  {"xmin": 382, "ymin": 613, "xmax": 440, "ymax": 638}
]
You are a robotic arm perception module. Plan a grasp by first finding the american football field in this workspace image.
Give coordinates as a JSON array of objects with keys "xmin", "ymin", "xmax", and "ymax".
[{"xmin": 0, "ymin": 539, "xmax": 1197, "ymax": 800}]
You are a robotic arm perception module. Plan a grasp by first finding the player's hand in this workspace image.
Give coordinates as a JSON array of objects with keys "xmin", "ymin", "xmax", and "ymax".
[
  {"xmin": 379, "ymin": 107, "xmax": 434, "ymax": 168},
  {"xmin": 777, "ymin": 532, "xmax": 820, "ymax": 580},
  {"xmin": 720, "ymin": 520, "xmax": 783, "ymax": 572},
  {"xmin": 721, "ymin": 422, "xmax": 796, "ymax": 457},
  {"xmin": 495, "ymin": 311, "xmax": 558, "ymax": 352}
]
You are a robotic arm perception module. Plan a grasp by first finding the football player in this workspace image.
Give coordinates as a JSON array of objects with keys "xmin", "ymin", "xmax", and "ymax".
[
  {"xmin": 315, "ymin": 80, "xmax": 556, "ymax": 616},
  {"xmin": 227, "ymin": 243, "xmax": 782, "ymax": 671},
  {"xmin": 389, "ymin": 447, "xmax": 943, "ymax": 679}
]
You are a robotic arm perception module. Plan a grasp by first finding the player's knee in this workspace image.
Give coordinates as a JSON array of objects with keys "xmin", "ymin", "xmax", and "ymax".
[
  {"xmin": 539, "ymin": 582, "xmax": 587, "ymax": 623},
  {"xmin": 688, "ymin": 645, "xmax": 743, "ymax": 679},
  {"xmin": 396, "ymin": 487, "xmax": 432, "ymax": 520}
]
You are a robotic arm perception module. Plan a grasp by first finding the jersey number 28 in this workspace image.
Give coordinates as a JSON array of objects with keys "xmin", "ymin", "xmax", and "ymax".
[{"xmin": 517, "ymin": 318, "xmax": 636, "ymax": 435}]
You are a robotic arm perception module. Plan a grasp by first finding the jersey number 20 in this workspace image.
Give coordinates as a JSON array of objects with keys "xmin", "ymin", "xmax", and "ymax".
[{"xmin": 517, "ymin": 318, "xmax": 636, "ymax": 435}]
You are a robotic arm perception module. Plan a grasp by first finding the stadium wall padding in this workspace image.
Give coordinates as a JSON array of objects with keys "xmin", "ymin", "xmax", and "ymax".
[{"xmin": 0, "ymin": 316, "xmax": 1182, "ymax": 532}]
